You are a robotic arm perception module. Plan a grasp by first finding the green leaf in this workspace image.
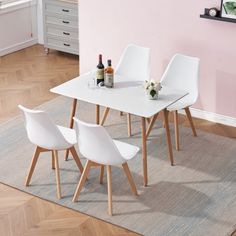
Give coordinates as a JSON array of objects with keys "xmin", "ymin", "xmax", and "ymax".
[{"xmin": 150, "ymin": 89, "xmax": 156, "ymax": 97}]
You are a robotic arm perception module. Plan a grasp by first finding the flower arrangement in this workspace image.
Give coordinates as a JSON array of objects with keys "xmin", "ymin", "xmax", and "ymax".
[{"xmin": 144, "ymin": 80, "xmax": 162, "ymax": 100}]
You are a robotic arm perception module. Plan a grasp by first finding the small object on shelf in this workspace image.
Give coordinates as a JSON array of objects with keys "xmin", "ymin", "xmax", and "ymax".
[
  {"xmin": 207, "ymin": 7, "xmax": 219, "ymax": 17},
  {"xmin": 96, "ymin": 54, "xmax": 105, "ymax": 85},
  {"xmin": 104, "ymin": 60, "xmax": 114, "ymax": 88}
]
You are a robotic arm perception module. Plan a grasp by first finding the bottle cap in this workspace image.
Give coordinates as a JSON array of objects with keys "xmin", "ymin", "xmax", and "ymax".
[{"xmin": 107, "ymin": 59, "xmax": 112, "ymax": 66}]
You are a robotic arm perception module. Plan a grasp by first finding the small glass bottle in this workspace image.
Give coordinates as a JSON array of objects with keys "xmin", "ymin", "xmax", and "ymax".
[{"xmin": 104, "ymin": 59, "xmax": 114, "ymax": 88}]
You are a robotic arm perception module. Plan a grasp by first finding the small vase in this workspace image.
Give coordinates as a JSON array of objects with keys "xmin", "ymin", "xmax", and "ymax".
[{"xmin": 147, "ymin": 90, "xmax": 158, "ymax": 100}]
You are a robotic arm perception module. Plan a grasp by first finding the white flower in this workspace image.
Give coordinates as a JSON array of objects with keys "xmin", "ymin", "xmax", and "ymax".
[{"xmin": 144, "ymin": 79, "xmax": 162, "ymax": 92}]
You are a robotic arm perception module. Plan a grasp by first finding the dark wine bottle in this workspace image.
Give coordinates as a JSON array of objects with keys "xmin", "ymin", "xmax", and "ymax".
[{"xmin": 96, "ymin": 54, "xmax": 104, "ymax": 85}]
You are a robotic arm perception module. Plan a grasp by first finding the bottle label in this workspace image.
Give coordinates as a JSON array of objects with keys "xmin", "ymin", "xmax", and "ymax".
[
  {"xmin": 97, "ymin": 69, "xmax": 104, "ymax": 80},
  {"xmin": 105, "ymin": 73, "xmax": 114, "ymax": 88}
]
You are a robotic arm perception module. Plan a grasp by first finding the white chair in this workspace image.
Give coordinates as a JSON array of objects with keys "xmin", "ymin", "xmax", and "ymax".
[
  {"xmin": 160, "ymin": 54, "xmax": 200, "ymax": 150},
  {"xmin": 101, "ymin": 44, "xmax": 150, "ymax": 136},
  {"xmin": 72, "ymin": 118, "xmax": 139, "ymax": 216},
  {"xmin": 18, "ymin": 105, "xmax": 83, "ymax": 199}
]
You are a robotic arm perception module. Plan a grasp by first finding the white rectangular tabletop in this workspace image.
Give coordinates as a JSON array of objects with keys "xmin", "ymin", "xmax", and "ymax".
[{"xmin": 50, "ymin": 72, "xmax": 188, "ymax": 118}]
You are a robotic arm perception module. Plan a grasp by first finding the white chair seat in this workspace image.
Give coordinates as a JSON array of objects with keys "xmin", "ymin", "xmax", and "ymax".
[
  {"xmin": 160, "ymin": 54, "xmax": 200, "ymax": 151},
  {"xmin": 72, "ymin": 118, "xmax": 139, "ymax": 216},
  {"xmin": 57, "ymin": 126, "xmax": 77, "ymax": 146},
  {"xmin": 167, "ymin": 95, "xmax": 193, "ymax": 111},
  {"xmin": 113, "ymin": 140, "xmax": 139, "ymax": 162},
  {"xmin": 18, "ymin": 105, "xmax": 84, "ymax": 200},
  {"xmin": 100, "ymin": 44, "xmax": 150, "ymax": 137}
]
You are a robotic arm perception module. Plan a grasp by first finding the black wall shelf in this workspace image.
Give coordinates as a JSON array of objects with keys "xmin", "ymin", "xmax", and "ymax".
[
  {"xmin": 200, "ymin": 15, "xmax": 236, "ymax": 23},
  {"xmin": 200, "ymin": 14, "xmax": 236, "ymax": 24}
]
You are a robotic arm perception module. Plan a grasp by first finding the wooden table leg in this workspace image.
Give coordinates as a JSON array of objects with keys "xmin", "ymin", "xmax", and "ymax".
[
  {"xmin": 163, "ymin": 109, "xmax": 174, "ymax": 166},
  {"xmin": 65, "ymin": 99, "xmax": 77, "ymax": 161},
  {"xmin": 96, "ymin": 104, "xmax": 100, "ymax": 125},
  {"xmin": 141, "ymin": 117, "xmax": 148, "ymax": 186}
]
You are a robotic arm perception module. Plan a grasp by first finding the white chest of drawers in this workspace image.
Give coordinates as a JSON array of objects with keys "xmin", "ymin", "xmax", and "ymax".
[{"xmin": 43, "ymin": 0, "xmax": 79, "ymax": 55}]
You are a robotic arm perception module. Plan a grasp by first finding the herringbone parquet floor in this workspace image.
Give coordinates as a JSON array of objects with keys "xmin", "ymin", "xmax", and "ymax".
[
  {"xmin": 0, "ymin": 45, "xmax": 79, "ymax": 123},
  {"xmin": 1, "ymin": 45, "xmax": 235, "ymax": 236},
  {"xmin": 0, "ymin": 45, "xmax": 139, "ymax": 236},
  {"xmin": 0, "ymin": 183, "xmax": 138, "ymax": 236}
]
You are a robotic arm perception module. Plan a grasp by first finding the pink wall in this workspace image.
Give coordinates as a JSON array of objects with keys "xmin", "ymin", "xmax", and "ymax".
[{"xmin": 79, "ymin": 0, "xmax": 236, "ymax": 118}]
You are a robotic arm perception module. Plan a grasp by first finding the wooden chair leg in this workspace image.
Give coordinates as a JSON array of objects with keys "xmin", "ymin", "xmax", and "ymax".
[
  {"xmin": 65, "ymin": 99, "xmax": 77, "ymax": 161},
  {"xmin": 96, "ymin": 104, "xmax": 100, "ymax": 125},
  {"xmin": 127, "ymin": 113, "xmax": 131, "ymax": 137},
  {"xmin": 72, "ymin": 160, "xmax": 92, "ymax": 202},
  {"xmin": 100, "ymin": 165, "xmax": 105, "ymax": 184},
  {"xmin": 25, "ymin": 146, "xmax": 41, "ymax": 186},
  {"xmin": 106, "ymin": 165, "xmax": 113, "ymax": 216},
  {"xmin": 173, "ymin": 110, "xmax": 180, "ymax": 151},
  {"xmin": 185, "ymin": 107, "xmax": 197, "ymax": 137},
  {"xmin": 69, "ymin": 146, "xmax": 83, "ymax": 174},
  {"xmin": 64, "ymin": 149, "xmax": 70, "ymax": 161},
  {"xmin": 51, "ymin": 151, "xmax": 55, "ymax": 169},
  {"xmin": 53, "ymin": 150, "xmax": 61, "ymax": 199},
  {"xmin": 146, "ymin": 113, "xmax": 158, "ymax": 138},
  {"xmin": 122, "ymin": 163, "xmax": 138, "ymax": 196},
  {"xmin": 101, "ymin": 107, "xmax": 110, "ymax": 126}
]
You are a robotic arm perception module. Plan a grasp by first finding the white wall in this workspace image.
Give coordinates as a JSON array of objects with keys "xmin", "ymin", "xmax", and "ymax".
[
  {"xmin": 0, "ymin": 0, "xmax": 38, "ymax": 56},
  {"xmin": 79, "ymin": 0, "xmax": 236, "ymax": 126}
]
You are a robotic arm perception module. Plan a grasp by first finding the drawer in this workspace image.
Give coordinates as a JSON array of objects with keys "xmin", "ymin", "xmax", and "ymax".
[
  {"xmin": 46, "ymin": 26, "xmax": 78, "ymax": 40},
  {"xmin": 45, "ymin": 2, "xmax": 78, "ymax": 17},
  {"xmin": 46, "ymin": 15, "xmax": 78, "ymax": 28},
  {"xmin": 47, "ymin": 37, "xmax": 79, "ymax": 51}
]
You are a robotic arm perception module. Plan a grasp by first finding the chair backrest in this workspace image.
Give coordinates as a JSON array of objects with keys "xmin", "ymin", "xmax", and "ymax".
[
  {"xmin": 73, "ymin": 118, "xmax": 125, "ymax": 165},
  {"xmin": 18, "ymin": 105, "xmax": 71, "ymax": 150},
  {"xmin": 160, "ymin": 54, "xmax": 200, "ymax": 104},
  {"xmin": 115, "ymin": 44, "xmax": 150, "ymax": 81}
]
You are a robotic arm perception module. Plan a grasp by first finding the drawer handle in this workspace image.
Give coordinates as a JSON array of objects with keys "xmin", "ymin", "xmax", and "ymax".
[
  {"xmin": 63, "ymin": 32, "xmax": 70, "ymax": 36},
  {"xmin": 62, "ymin": 20, "xmax": 70, "ymax": 24},
  {"xmin": 64, "ymin": 43, "xmax": 70, "ymax": 47},
  {"xmin": 62, "ymin": 9, "xmax": 69, "ymax": 12}
]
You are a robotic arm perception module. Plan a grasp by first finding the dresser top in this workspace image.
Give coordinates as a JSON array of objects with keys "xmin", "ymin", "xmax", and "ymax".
[{"xmin": 56, "ymin": 0, "xmax": 78, "ymax": 4}]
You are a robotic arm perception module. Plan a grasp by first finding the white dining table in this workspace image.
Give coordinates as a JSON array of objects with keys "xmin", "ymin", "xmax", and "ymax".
[{"xmin": 50, "ymin": 72, "xmax": 188, "ymax": 186}]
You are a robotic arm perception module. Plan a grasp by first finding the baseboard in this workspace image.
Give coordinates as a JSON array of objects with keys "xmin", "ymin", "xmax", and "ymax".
[
  {"xmin": 0, "ymin": 38, "xmax": 38, "ymax": 56},
  {"xmin": 179, "ymin": 108, "xmax": 236, "ymax": 128}
]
